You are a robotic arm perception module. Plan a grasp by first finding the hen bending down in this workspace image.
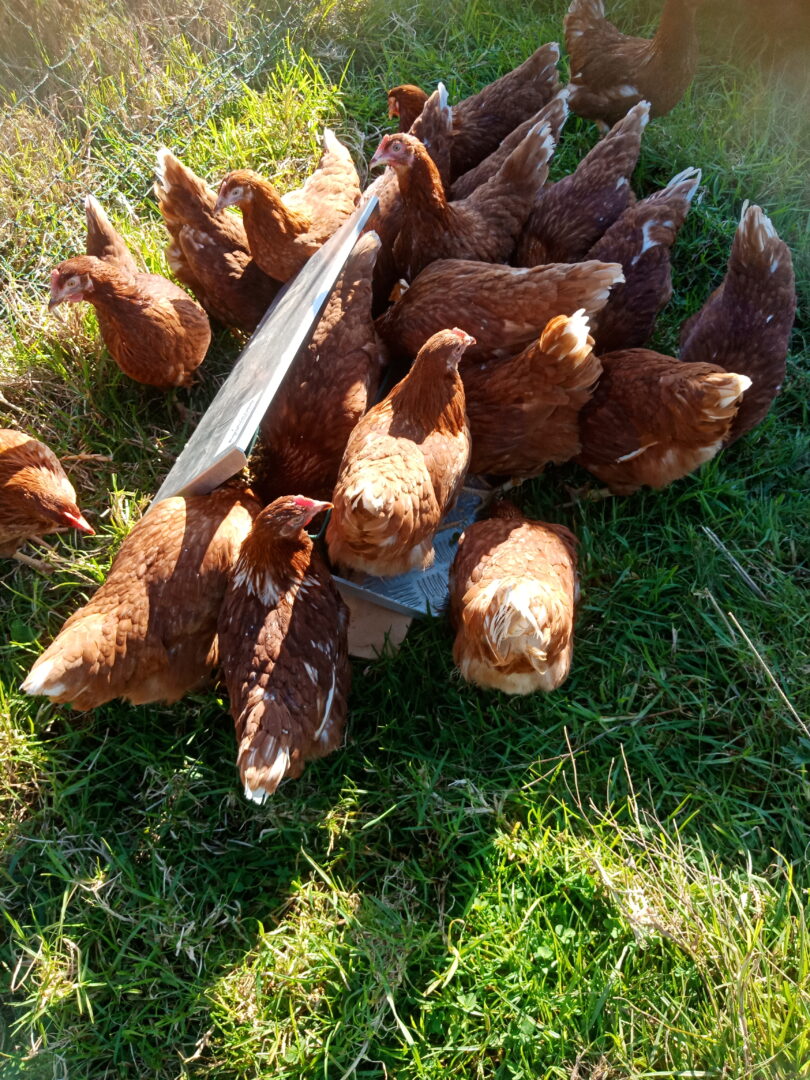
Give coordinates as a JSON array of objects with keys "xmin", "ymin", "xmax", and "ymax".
[
  {"xmin": 450, "ymin": 501, "xmax": 579, "ymax": 694},
  {"xmin": 154, "ymin": 148, "xmax": 281, "ymax": 334},
  {"xmin": 463, "ymin": 310, "xmax": 601, "ymax": 478},
  {"xmin": 679, "ymin": 202, "xmax": 796, "ymax": 443},
  {"xmin": 449, "ymin": 89, "xmax": 570, "ymax": 201},
  {"xmin": 0, "ymin": 429, "xmax": 93, "ymax": 559},
  {"xmin": 371, "ymin": 122, "xmax": 555, "ymax": 281},
  {"xmin": 375, "ymin": 257, "xmax": 624, "ymax": 363},
  {"xmin": 327, "ymin": 328, "xmax": 472, "ymax": 578},
  {"xmin": 251, "ymin": 231, "xmax": 386, "ymax": 503},
  {"xmin": 22, "ymin": 483, "xmax": 261, "ymax": 709},
  {"xmin": 514, "ymin": 100, "xmax": 649, "ymax": 266},
  {"xmin": 587, "ymin": 165, "xmax": 701, "ymax": 352},
  {"xmin": 576, "ymin": 350, "xmax": 751, "ymax": 493},
  {"xmin": 215, "ymin": 129, "xmax": 361, "ymax": 282},
  {"xmin": 565, "ymin": 0, "xmax": 702, "ymax": 129},
  {"xmin": 218, "ymin": 496, "xmax": 350, "ymax": 804},
  {"xmin": 50, "ymin": 195, "xmax": 211, "ymax": 388}
]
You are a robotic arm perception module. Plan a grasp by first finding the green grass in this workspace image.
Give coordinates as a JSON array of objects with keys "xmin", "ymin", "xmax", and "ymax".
[{"xmin": 2, "ymin": 0, "xmax": 810, "ymax": 1076}]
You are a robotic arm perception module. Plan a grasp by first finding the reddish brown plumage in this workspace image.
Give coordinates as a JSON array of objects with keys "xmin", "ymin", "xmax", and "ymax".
[
  {"xmin": 678, "ymin": 203, "xmax": 796, "ymax": 443},
  {"xmin": 0, "ymin": 429, "xmax": 93, "ymax": 557},
  {"xmin": 217, "ymin": 496, "xmax": 350, "ymax": 804},
  {"xmin": 372, "ymin": 124, "xmax": 554, "ymax": 281},
  {"xmin": 576, "ymin": 349, "xmax": 751, "ymax": 493},
  {"xmin": 326, "ymin": 328, "xmax": 472, "ymax": 577},
  {"xmin": 49, "ymin": 251, "xmax": 212, "ymax": 389},
  {"xmin": 21, "ymin": 483, "xmax": 261, "ymax": 709},
  {"xmin": 251, "ymin": 232, "xmax": 387, "ymax": 502},
  {"xmin": 449, "ymin": 90, "xmax": 569, "ymax": 201},
  {"xmin": 154, "ymin": 148, "xmax": 280, "ymax": 334},
  {"xmin": 84, "ymin": 195, "xmax": 139, "ymax": 275},
  {"xmin": 388, "ymin": 83, "xmax": 429, "ymax": 132},
  {"xmin": 565, "ymin": 0, "xmax": 701, "ymax": 127},
  {"xmin": 375, "ymin": 257, "xmax": 624, "ymax": 363},
  {"xmin": 587, "ymin": 166, "xmax": 700, "ymax": 352},
  {"xmin": 515, "ymin": 100, "xmax": 649, "ymax": 267},
  {"xmin": 215, "ymin": 130, "xmax": 361, "ymax": 282},
  {"xmin": 450, "ymin": 502, "xmax": 578, "ymax": 694},
  {"xmin": 464, "ymin": 310, "xmax": 602, "ymax": 477},
  {"xmin": 448, "ymin": 42, "xmax": 563, "ymax": 176},
  {"xmin": 409, "ymin": 85, "xmax": 454, "ymax": 187}
]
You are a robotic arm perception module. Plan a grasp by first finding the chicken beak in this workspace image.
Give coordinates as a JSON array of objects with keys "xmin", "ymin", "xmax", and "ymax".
[
  {"xmin": 213, "ymin": 190, "xmax": 229, "ymax": 215},
  {"xmin": 62, "ymin": 510, "xmax": 95, "ymax": 535},
  {"xmin": 302, "ymin": 499, "xmax": 333, "ymax": 527},
  {"xmin": 48, "ymin": 269, "xmax": 66, "ymax": 311},
  {"xmin": 369, "ymin": 141, "xmax": 389, "ymax": 168},
  {"xmin": 387, "ymin": 99, "xmax": 399, "ymax": 119}
]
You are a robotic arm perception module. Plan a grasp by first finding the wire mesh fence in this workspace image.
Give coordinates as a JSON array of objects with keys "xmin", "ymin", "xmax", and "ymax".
[{"xmin": 0, "ymin": 0, "xmax": 361, "ymax": 352}]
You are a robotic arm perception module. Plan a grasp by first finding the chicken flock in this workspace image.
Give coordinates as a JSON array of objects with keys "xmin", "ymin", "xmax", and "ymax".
[{"xmin": 5, "ymin": 0, "xmax": 797, "ymax": 804}]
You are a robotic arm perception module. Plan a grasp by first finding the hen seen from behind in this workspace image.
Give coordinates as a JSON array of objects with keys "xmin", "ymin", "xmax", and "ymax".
[
  {"xmin": 450, "ymin": 502, "xmax": 579, "ymax": 694},
  {"xmin": 463, "ymin": 310, "xmax": 601, "ymax": 478},
  {"xmin": 251, "ymin": 232, "xmax": 386, "ymax": 503},
  {"xmin": 576, "ymin": 350, "xmax": 751, "ymax": 493},
  {"xmin": 565, "ymin": 0, "xmax": 702, "ymax": 129},
  {"xmin": 218, "ymin": 496, "xmax": 350, "ymax": 804},
  {"xmin": 679, "ymin": 203, "xmax": 796, "ymax": 443}
]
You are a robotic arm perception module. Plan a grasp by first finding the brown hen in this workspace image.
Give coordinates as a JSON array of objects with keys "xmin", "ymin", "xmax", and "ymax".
[
  {"xmin": 388, "ymin": 83, "xmax": 429, "ymax": 132},
  {"xmin": 679, "ymin": 203, "xmax": 796, "ymax": 443},
  {"xmin": 464, "ymin": 310, "xmax": 601, "ymax": 477},
  {"xmin": 326, "ymin": 328, "xmax": 472, "ymax": 578},
  {"xmin": 51, "ymin": 196, "xmax": 212, "ymax": 390},
  {"xmin": 375, "ymin": 257, "xmax": 624, "ymax": 363},
  {"xmin": 515, "ymin": 100, "xmax": 649, "ymax": 267},
  {"xmin": 450, "ymin": 501, "xmax": 578, "ymax": 694},
  {"xmin": 576, "ymin": 350, "xmax": 751, "ymax": 493},
  {"xmin": 251, "ymin": 231, "xmax": 386, "ymax": 502},
  {"xmin": 0, "ymin": 429, "xmax": 93, "ymax": 559},
  {"xmin": 154, "ymin": 149, "xmax": 280, "ymax": 334},
  {"xmin": 215, "ymin": 130, "xmax": 361, "ymax": 282},
  {"xmin": 449, "ymin": 89, "xmax": 570, "ymax": 201},
  {"xmin": 21, "ymin": 483, "xmax": 261, "ymax": 709},
  {"xmin": 371, "ymin": 123, "xmax": 555, "ymax": 281},
  {"xmin": 587, "ymin": 166, "xmax": 700, "ymax": 352},
  {"xmin": 449, "ymin": 42, "xmax": 563, "ymax": 176},
  {"xmin": 218, "ymin": 496, "xmax": 350, "ymax": 804},
  {"xmin": 565, "ymin": 0, "xmax": 701, "ymax": 129}
]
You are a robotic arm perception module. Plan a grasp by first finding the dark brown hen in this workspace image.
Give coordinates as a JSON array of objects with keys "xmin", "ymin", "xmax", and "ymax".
[
  {"xmin": 218, "ymin": 496, "xmax": 350, "ymax": 804},
  {"xmin": 375, "ymin": 257, "xmax": 624, "ymax": 363},
  {"xmin": 251, "ymin": 232, "xmax": 387, "ymax": 502},
  {"xmin": 463, "ymin": 310, "xmax": 601, "ymax": 477},
  {"xmin": 515, "ymin": 100, "xmax": 649, "ymax": 267},
  {"xmin": 371, "ymin": 123, "xmax": 555, "ymax": 281},
  {"xmin": 565, "ymin": 0, "xmax": 701, "ymax": 129},
  {"xmin": 576, "ymin": 349, "xmax": 751, "ymax": 493},
  {"xmin": 587, "ymin": 166, "xmax": 700, "ymax": 352},
  {"xmin": 678, "ymin": 202, "xmax": 796, "ymax": 443}
]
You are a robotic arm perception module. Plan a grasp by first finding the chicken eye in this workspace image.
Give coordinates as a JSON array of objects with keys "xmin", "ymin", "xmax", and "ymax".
[
  {"xmin": 391, "ymin": 140, "xmax": 402, "ymax": 152},
  {"xmin": 65, "ymin": 275, "xmax": 79, "ymax": 288}
]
